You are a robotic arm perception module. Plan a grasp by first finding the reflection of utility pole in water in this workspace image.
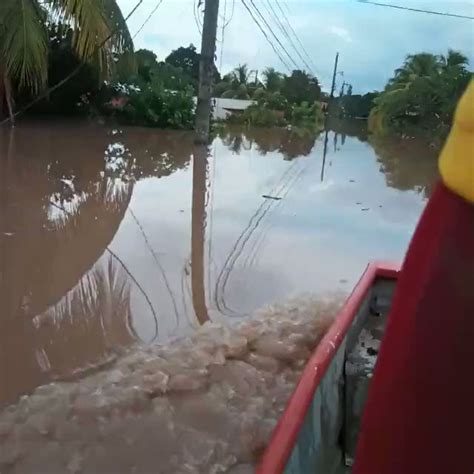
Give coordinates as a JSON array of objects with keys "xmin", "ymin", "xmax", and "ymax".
[
  {"xmin": 195, "ymin": 0, "xmax": 220, "ymax": 144},
  {"xmin": 320, "ymin": 128, "xmax": 330, "ymax": 182},
  {"xmin": 191, "ymin": 147, "xmax": 210, "ymax": 324},
  {"xmin": 321, "ymin": 52, "xmax": 339, "ymax": 182}
]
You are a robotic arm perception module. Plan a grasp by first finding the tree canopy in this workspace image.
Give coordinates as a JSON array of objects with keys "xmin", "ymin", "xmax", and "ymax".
[
  {"xmin": 369, "ymin": 50, "xmax": 471, "ymax": 137},
  {"xmin": 214, "ymin": 65, "xmax": 322, "ymax": 106},
  {"xmin": 0, "ymin": 0, "xmax": 133, "ymax": 121},
  {"xmin": 164, "ymin": 44, "xmax": 220, "ymax": 90}
]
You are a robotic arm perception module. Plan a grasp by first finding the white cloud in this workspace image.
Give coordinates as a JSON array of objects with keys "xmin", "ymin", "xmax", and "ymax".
[
  {"xmin": 329, "ymin": 26, "xmax": 353, "ymax": 43},
  {"xmin": 118, "ymin": 0, "xmax": 474, "ymax": 93}
]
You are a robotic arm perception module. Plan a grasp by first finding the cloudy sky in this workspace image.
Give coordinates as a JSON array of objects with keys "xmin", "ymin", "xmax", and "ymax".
[{"xmin": 118, "ymin": 0, "xmax": 474, "ymax": 93}]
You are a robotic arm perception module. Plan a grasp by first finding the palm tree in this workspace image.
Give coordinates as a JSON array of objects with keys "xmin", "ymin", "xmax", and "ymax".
[
  {"xmin": 370, "ymin": 50, "xmax": 470, "ymax": 135},
  {"xmin": 440, "ymin": 49, "xmax": 468, "ymax": 70},
  {"xmin": 262, "ymin": 67, "xmax": 283, "ymax": 92},
  {"xmin": 218, "ymin": 64, "xmax": 256, "ymax": 99},
  {"xmin": 232, "ymin": 63, "xmax": 251, "ymax": 86},
  {"xmin": 390, "ymin": 53, "xmax": 440, "ymax": 90},
  {"xmin": 0, "ymin": 0, "xmax": 133, "ymax": 124}
]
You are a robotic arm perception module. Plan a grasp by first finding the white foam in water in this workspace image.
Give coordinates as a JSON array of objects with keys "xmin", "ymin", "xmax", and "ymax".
[{"xmin": 0, "ymin": 295, "xmax": 342, "ymax": 473}]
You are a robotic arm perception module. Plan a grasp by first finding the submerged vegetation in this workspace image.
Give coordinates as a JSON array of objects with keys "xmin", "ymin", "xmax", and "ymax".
[
  {"xmin": 368, "ymin": 51, "xmax": 471, "ymax": 142},
  {"xmin": 0, "ymin": 0, "xmax": 470, "ymax": 138},
  {"xmin": 219, "ymin": 65, "xmax": 324, "ymax": 128}
]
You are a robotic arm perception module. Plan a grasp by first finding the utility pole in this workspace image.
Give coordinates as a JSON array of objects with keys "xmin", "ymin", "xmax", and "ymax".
[
  {"xmin": 340, "ymin": 80, "xmax": 347, "ymax": 98},
  {"xmin": 195, "ymin": 0, "xmax": 220, "ymax": 144},
  {"xmin": 329, "ymin": 52, "xmax": 339, "ymax": 104}
]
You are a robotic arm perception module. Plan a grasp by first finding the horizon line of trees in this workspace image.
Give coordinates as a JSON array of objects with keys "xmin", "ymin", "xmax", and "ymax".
[
  {"xmin": 335, "ymin": 50, "xmax": 472, "ymax": 142},
  {"xmin": 369, "ymin": 50, "xmax": 471, "ymax": 139},
  {"xmin": 1, "ymin": 3, "xmax": 471, "ymax": 136}
]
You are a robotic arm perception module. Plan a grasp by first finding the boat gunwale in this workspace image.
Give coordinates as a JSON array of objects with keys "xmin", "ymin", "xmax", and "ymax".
[{"xmin": 256, "ymin": 261, "xmax": 401, "ymax": 473}]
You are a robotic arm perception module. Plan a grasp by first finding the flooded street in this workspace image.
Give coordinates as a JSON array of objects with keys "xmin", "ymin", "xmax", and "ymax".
[{"xmin": 0, "ymin": 121, "xmax": 438, "ymax": 409}]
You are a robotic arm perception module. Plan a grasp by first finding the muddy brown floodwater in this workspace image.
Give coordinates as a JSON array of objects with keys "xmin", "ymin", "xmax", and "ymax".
[{"xmin": 0, "ymin": 120, "xmax": 438, "ymax": 472}]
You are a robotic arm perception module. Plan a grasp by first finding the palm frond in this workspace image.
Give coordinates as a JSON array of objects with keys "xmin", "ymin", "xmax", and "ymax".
[
  {"xmin": 102, "ymin": 0, "xmax": 134, "ymax": 54},
  {"xmin": 0, "ymin": 0, "xmax": 48, "ymax": 92},
  {"xmin": 49, "ymin": 0, "xmax": 109, "ymax": 60},
  {"xmin": 48, "ymin": 0, "xmax": 134, "ymax": 77}
]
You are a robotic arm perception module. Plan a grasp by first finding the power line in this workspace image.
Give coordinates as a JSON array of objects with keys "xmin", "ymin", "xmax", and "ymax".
[
  {"xmin": 240, "ymin": 0, "xmax": 292, "ymax": 71},
  {"xmin": 357, "ymin": 0, "xmax": 474, "ymax": 20},
  {"xmin": 262, "ymin": 0, "xmax": 314, "ymax": 74},
  {"xmin": 193, "ymin": 0, "xmax": 203, "ymax": 34},
  {"xmin": 274, "ymin": 0, "xmax": 319, "ymax": 74},
  {"xmin": 221, "ymin": 0, "xmax": 236, "ymax": 27},
  {"xmin": 133, "ymin": 0, "xmax": 165, "ymax": 39},
  {"xmin": 219, "ymin": 0, "xmax": 233, "ymax": 70},
  {"xmin": 1, "ymin": 0, "xmax": 145, "ymax": 126},
  {"xmin": 247, "ymin": 0, "xmax": 301, "ymax": 70}
]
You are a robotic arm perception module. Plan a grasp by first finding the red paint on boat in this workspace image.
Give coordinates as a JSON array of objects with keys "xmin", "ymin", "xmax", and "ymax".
[{"xmin": 257, "ymin": 262, "xmax": 400, "ymax": 474}]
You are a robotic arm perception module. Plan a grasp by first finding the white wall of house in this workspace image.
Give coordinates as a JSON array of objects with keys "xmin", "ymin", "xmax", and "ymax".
[{"xmin": 212, "ymin": 98, "xmax": 255, "ymax": 119}]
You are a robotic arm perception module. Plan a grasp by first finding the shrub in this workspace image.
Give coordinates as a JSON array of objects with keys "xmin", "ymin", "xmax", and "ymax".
[{"xmin": 96, "ymin": 80, "xmax": 195, "ymax": 129}]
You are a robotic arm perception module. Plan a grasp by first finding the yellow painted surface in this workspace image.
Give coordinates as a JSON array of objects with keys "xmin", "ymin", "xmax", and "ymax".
[{"xmin": 439, "ymin": 81, "xmax": 474, "ymax": 203}]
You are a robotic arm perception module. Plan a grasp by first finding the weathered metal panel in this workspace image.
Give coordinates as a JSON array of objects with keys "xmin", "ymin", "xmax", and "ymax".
[
  {"xmin": 257, "ymin": 264, "xmax": 400, "ymax": 474},
  {"xmin": 282, "ymin": 278, "xmax": 398, "ymax": 474},
  {"xmin": 284, "ymin": 339, "xmax": 347, "ymax": 474},
  {"xmin": 344, "ymin": 278, "xmax": 397, "ymax": 466}
]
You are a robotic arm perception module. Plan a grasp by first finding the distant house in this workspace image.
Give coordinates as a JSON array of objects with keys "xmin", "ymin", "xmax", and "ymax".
[
  {"xmin": 319, "ymin": 101, "xmax": 329, "ymax": 113},
  {"xmin": 212, "ymin": 98, "xmax": 255, "ymax": 120}
]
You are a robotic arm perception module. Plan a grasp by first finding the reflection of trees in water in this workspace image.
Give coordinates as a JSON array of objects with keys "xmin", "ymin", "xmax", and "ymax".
[
  {"xmin": 104, "ymin": 129, "xmax": 194, "ymax": 181},
  {"xmin": 2, "ymin": 170, "xmax": 133, "ymax": 318},
  {"xmin": 217, "ymin": 126, "xmax": 319, "ymax": 160},
  {"xmin": 0, "ymin": 254, "xmax": 134, "ymax": 407},
  {"xmin": 0, "ymin": 124, "xmax": 195, "ymax": 405},
  {"xmin": 369, "ymin": 135, "xmax": 439, "ymax": 198},
  {"xmin": 1, "ymin": 124, "xmax": 194, "ymax": 317},
  {"xmin": 327, "ymin": 117, "xmax": 369, "ymax": 143},
  {"xmin": 323, "ymin": 118, "xmax": 438, "ymax": 197},
  {"xmin": 33, "ymin": 257, "xmax": 134, "ymax": 375}
]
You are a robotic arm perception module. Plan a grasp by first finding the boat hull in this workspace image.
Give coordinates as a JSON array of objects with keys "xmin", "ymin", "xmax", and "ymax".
[{"xmin": 257, "ymin": 263, "xmax": 400, "ymax": 474}]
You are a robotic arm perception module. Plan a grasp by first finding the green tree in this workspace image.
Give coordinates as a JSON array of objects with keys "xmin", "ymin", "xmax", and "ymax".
[
  {"xmin": 369, "ymin": 50, "xmax": 471, "ymax": 138},
  {"xmin": 131, "ymin": 49, "xmax": 193, "ymax": 91},
  {"xmin": 165, "ymin": 44, "xmax": 200, "ymax": 82},
  {"xmin": 262, "ymin": 67, "xmax": 284, "ymax": 92},
  {"xmin": 0, "ymin": 0, "xmax": 133, "ymax": 123},
  {"xmin": 338, "ymin": 92, "xmax": 378, "ymax": 119},
  {"xmin": 165, "ymin": 43, "xmax": 220, "ymax": 91},
  {"xmin": 232, "ymin": 64, "xmax": 251, "ymax": 86},
  {"xmin": 134, "ymin": 49, "xmax": 159, "ymax": 82},
  {"xmin": 217, "ymin": 64, "xmax": 255, "ymax": 99},
  {"xmin": 282, "ymin": 70, "xmax": 321, "ymax": 104}
]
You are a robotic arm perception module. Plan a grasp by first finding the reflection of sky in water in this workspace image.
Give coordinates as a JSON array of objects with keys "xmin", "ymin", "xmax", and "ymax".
[
  {"xmin": 108, "ymin": 129, "xmax": 433, "ymax": 341},
  {"xmin": 0, "ymin": 123, "xmax": 439, "ymax": 406}
]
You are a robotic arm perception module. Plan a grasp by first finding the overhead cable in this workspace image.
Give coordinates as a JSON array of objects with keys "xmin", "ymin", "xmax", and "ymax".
[
  {"xmin": 133, "ymin": 0, "xmax": 165, "ymax": 39},
  {"xmin": 247, "ymin": 0, "xmax": 301, "ymax": 70},
  {"xmin": 357, "ymin": 0, "xmax": 474, "ymax": 20},
  {"xmin": 240, "ymin": 0, "xmax": 292, "ymax": 71},
  {"xmin": 262, "ymin": 0, "xmax": 314, "ymax": 74},
  {"xmin": 274, "ymin": 0, "xmax": 319, "ymax": 73}
]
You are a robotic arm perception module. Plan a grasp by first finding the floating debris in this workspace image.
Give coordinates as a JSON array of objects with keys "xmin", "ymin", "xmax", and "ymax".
[{"xmin": 262, "ymin": 195, "xmax": 282, "ymax": 201}]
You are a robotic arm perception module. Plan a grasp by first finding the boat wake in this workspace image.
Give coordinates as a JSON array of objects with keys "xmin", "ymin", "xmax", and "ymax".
[{"xmin": 0, "ymin": 295, "xmax": 343, "ymax": 473}]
